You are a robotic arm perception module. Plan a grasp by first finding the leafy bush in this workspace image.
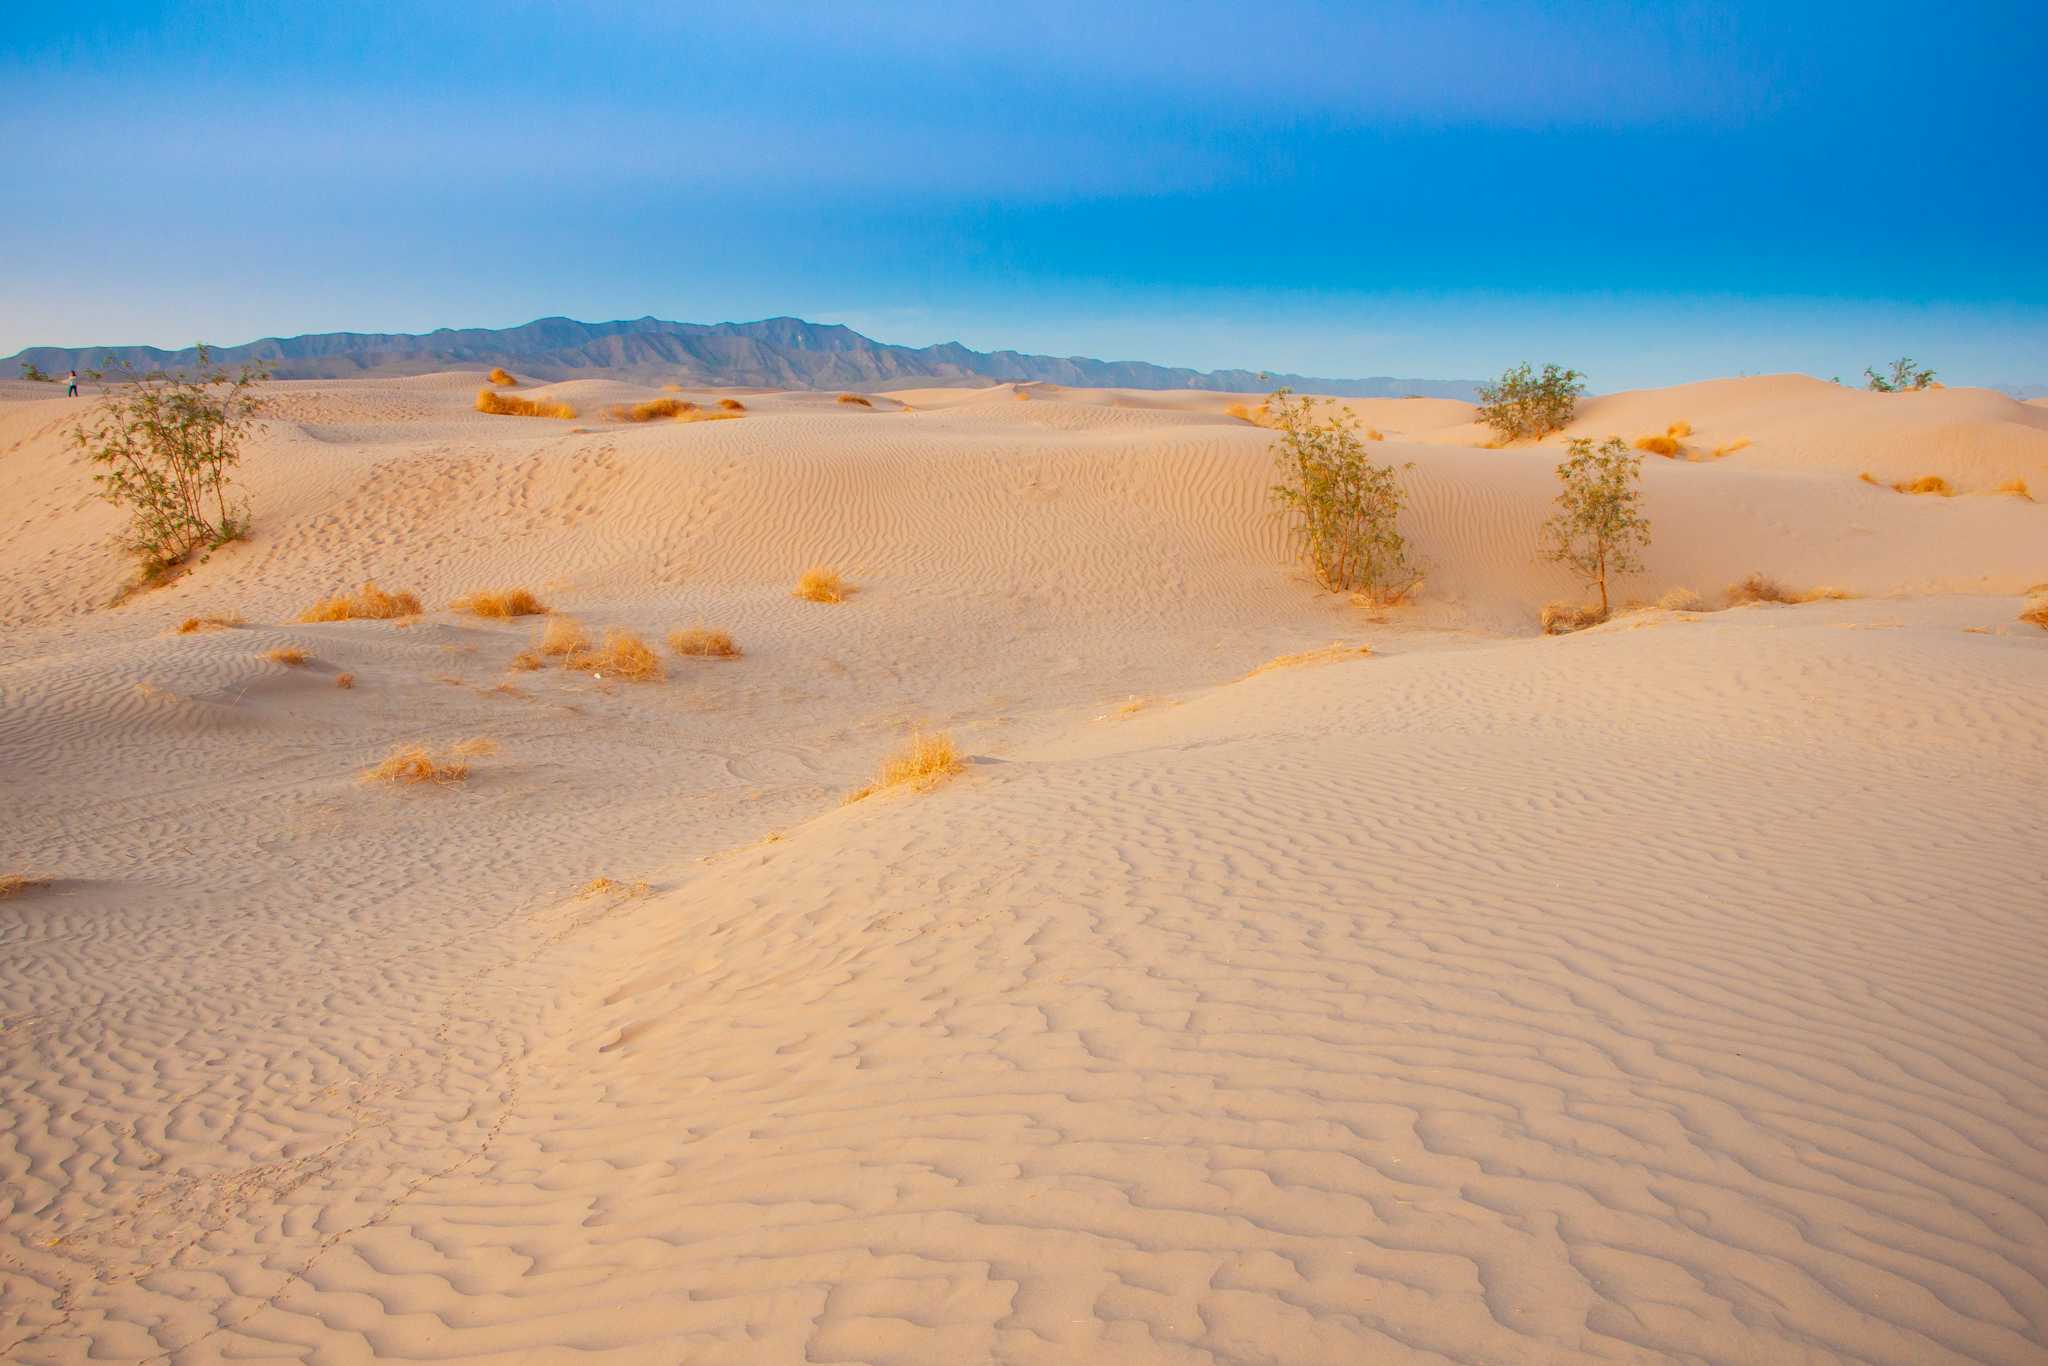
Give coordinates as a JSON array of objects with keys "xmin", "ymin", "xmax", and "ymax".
[
  {"xmin": 1476, "ymin": 362, "xmax": 1583, "ymax": 441},
  {"xmin": 1866, "ymin": 358, "xmax": 1935, "ymax": 392},
  {"xmin": 20, "ymin": 362, "xmax": 54, "ymax": 382},
  {"xmin": 71, "ymin": 346, "xmax": 267, "ymax": 577},
  {"xmin": 1265, "ymin": 388, "xmax": 1418, "ymax": 601},
  {"xmin": 1541, "ymin": 437, "xmax": 1649, "ymax": 617}
]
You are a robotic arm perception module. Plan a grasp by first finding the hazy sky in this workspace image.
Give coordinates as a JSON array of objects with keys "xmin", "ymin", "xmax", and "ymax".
[{"xmin": 5, "ymin": 0, "xmax": 2043, "ymax": 389}]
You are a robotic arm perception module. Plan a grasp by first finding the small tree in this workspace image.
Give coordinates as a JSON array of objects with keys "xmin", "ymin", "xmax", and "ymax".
[
  {"xmin": 20, "ymin": 361, "xmax": 54, "ymax": 383},
  {"xmin": 1865, "ymin": 358, "xmax": 1935, "ymax": 392},
  {"xmin": 72, "ymin": 346, "xmax": 268, "ymax": 576},
  {"xmin": 1476, "ymin": 362, "xmax": 1583, "ymax": 442},
  {"xmin": 1542, "ymin": 436, "xmax": 1649, "ymax": 618},
  {"xmin": 1266, "ymin": 388, "xmax": 1418, "ymax": 601}
]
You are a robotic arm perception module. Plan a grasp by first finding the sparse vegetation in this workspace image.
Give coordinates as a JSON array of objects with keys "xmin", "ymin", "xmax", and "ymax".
[
  {"xmin": 718, "ymin": 398, "xmax": 746, "ymax": 411},
  {"xmin": 844, "ymin": 732, "xmax": 962, "ymax": 803},
  {"xmin": 509, "ymin": 649, "xmax": 544, "ymax": 671},
  {"xmin": 1866, "ymin": 358, "xmax": 1936, "ymax": 392},
  {"xmin": 794, "ymin": 566, "xmax": 851, "ymax": 603},
  {"xmin": 836, "ymin": 392, "xmax": 873, "ymax": 407},
  {"xmin": 174, "ymin": 613, "xmax": 242, "ymax": 633},
  {"xmin": 335, "ymin": 672, "xmax": 355, "ymax": 689},
  {"xmin": 1711, "ymin": 438, "xmax": 1751, "ymax": 458},
  {"xmin": 452, "ymin": 588, "xmax": 548, "ymax": 619},
  {"xmin": 265, "ymin": 646, "xmax": 309, "ymax": 666},
  {"xmin": 1476, "ymin": 362, "xmax": 1584, "ymax": 442},
  {"xmin": 1224, "ymin": 401, "xmax": 1272, "ymax": 425},
  {"xmin": 1244, "ymin": 643, "xmax": 1373, "ymax": 678},
  {"xmin": 610, "ymin": 397, "xmax": 694, "ymax": 422},
  {"xmin": 447, "ymin": 736, "xmax": 498, "ymax": 757},
  {"xmin": 488, "ymin": 367, "xmax": 518, "ymax": 386},
  {"xmin": 301, "ymin": 581, "xmax": 423, "ymax": 622},
  {"xmin": 1994, "ymin": 479, "xmax": 2031, "ymax": 500},
  {"xmin": 579, "ymin": 876, "xmax": 651, "ymax": 898},
  {"xmin": 1265, "ymin": 388, "xmax": 1419, "ymax": 602},
  {"xmin": 668, "ymin": 626, "xmax": 741, "ymax": 657},
  {"xmin": 1892, "ymin": 475, "xmax": 1955, "ymax": 496},
  {"xmin": 476, "ymin": 388, "xmax": 575, "ymax": 419},
  {"xmin": 0, "ymin": 873, "xmax": 49, "ymax": 898},
  {"xmin": 72, "ymin": 346, "xmax": 267, "ymax": 583},
  {"xmin": 1542, "ymin": 436, "xmax": 1649, "ymax": 618},
  {"xmin": 1656, "ymin": 587, "xmax": 1707, "ymax": 612},
  {"xmin": 1633, "ymin": 434, "xmax": 1682, "ymax": 457},
  {"xmin": 361, "ymin": 745, "xmax": 471, "ymax": 786},
  {"xmin": 2021, "ymin": 598, "xmax": 2048, "ymax": 630},
  {"xmin": 563, "ymin": 628, "xmax": 664, "ymax": 681},
  {"xmin": 1666, "ymin": 421, "xmax": 1692, "ymax": 439},
  {"xmin": 20, "ymin": 362, "xmax": 54, "ymax": 383}
]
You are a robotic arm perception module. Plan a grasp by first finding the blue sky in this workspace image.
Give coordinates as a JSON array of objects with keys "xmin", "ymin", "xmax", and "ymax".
[{"xmin": 5, "ymin": 0, "xmax": 2043, "ymax": 389}]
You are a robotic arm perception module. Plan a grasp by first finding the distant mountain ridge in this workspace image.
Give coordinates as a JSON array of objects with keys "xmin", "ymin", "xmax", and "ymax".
[{"xmin": 5, "ymin": 316, "xmax": 1481, "ymax": 400}]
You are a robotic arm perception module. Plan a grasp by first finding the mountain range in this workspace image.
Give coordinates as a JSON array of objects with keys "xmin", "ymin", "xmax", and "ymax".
[{"xmin": 4, "ymin": 316, "xmax": 1482, "ymax": 399}]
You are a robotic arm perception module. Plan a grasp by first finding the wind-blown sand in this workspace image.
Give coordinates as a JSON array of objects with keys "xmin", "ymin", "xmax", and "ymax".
[{"xmin": 1, "ymin": 375, "xmax": 2043, "ymax": 1362}]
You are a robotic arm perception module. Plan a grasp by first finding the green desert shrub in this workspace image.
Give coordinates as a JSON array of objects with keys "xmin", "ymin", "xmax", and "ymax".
[
  {"xmin": 1866, "ymin": 357, "xmax": 1936, "ymax": 392},
  {"xmin": 1477, "ymin": 362, "xmax": 1583, "ymax": 442},
  {"xmin": 1265, "ymin": 388, "xmax": 1419, "ymax": 601},
  {"xmin": 1542, "ymin": 436, "xmax": 1649, "ymax": 619}
]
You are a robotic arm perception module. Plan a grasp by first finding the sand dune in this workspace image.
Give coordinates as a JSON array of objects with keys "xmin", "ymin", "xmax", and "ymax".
[{"xmin": 2, "ymin": 374, "xmax": 2044, "ymax": 1362}]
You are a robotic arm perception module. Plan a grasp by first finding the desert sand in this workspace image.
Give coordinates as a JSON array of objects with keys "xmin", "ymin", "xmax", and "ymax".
[{"xmin": 2, "ymin": 373, "xmax": 2045, "ymax": 1363}]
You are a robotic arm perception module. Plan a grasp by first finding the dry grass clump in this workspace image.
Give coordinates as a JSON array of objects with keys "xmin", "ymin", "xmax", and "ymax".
[
  {"xmin": 174, "ymin": 613, "xmax": 242, "ymax": 634},
  {"xmin": 1656, "ymin": 586, "xmax": 1707, "ymax": 612},
  {"xmin": 488, "ymin": 367, "xmax": 518, "ymax": 386},
  {"xmin": 361, "ymin": 744, "xmax": 471, "ymax": 786},
  {"xmin": 668, "ymin": 626, "xmax": 741, "ymax": 658},
  {"xmin": 844, "ymin": 732, "xmax": 962, "ymax": 803},
  {"xmin": 1365, "ymin": 428, "xmax": 1385, "ymax": 441},
  {"xmin": 447, "ymin": 736, "xmax": 498, "ymax": 757},
  {"xmin": 1541, "ymin": 602, "xmax": 1608, "ymax": 634},
  {"xmin": 335, "ymin": 672, "xmax": 355, "ymax": 689},
  {"xmin": 1711, "ymin": 437, "xmax": 1751, "ymax": 458},
  {"xmin": 836, "ymin": 392, "xmax": 873, "ymax": 407},
  {"xmin": 509, "ymin": 650, "xmax": 544, "ymax": 671},
  {"xmin": 301, "ymin": 581, "xmax": 423, "ymax": 623},
  {"xmin": 1633, "ymin": 433, "xmax": 1682, "ymax": 457},
  {"xmin": 1224, "ymin": 401, "xmax": 1274, "ymax": 426},
  {"xmin": 1995, "ymin": 478, "xmax": 2032, "ymax": 499},
  {"xmin": 1892, "ymin": 475, "xmax": 1954, "ymax": 496},
  {"xmin": 1244, "ymin": 643, "xmax": 1374, "ymax": 678},
  {"xmin": 535, "ymin": 615, "xmax": 590, "ymax": 656},
  {"xmin": 476, "ymin": 388, "xmax": 576, "ymax": 420},
  {"xmin": 718, "ymin": 397, "xmax": 746, "ymax": 411},
  {"xmin": 453, "ymin": 588, "xmax": 548, "ymax": 619},
  {"xmin": 580, "ymin": 876, "xmax": 652, "ymax": 899},
  {"xmin": 611, "ymin": 397, "xmax": 694, "ymax": 422},
  {"xmin": 563, "ymin": 628, "xmax": 664, "ymax": 681},
  {"xmin": 264, "ymin": 646, "xmax": 309, "ymax": 666},
  {"xmin": 0, "ymin": 873, "xmax": 49, "ymax": 899},
  {"xmin": 1666, "ymin": 420, "xmax": 1692, "ymax": 439},
  {"xmin": 794, "ymin": 566, "xmax": 851, "ymax": 603},
  {"xmin": 1725, "ymin": 573, "xmax": 1852, "ymax": 606},
  {"xmin": 2020, "ymin": 599, "xmax": 2048, "ymax": 630}
]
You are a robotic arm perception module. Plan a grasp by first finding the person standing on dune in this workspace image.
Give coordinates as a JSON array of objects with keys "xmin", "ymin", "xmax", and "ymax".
[{"xmin": 65, "ymin": 370, "xmax": 78, "ymax": 398}]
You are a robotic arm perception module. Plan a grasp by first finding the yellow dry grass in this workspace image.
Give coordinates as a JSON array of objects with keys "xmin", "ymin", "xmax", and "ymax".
[
  {"xmin": 264, "ymin": 646, "xmax": 308, "ymax": 666},
  {"xmin": 1726, "ymin": 574, "xmax": 1855, "ymax": 606},
  {"xmin": 1656, "ymin": 587, "xmax": 1707, "ymax": 612},
  {"xmin": 508, "ymin": 650, "xmax": 544, "ymax": 671},
  {"xmin": 300, "ymin": 581, "xmax": 422, "ymax": 622},
  {"xmin": 2021, "ymin": 599, "xmax": 2048, "ymax": 630},
  {"xmin": 535, "ymin": 615, "xmax": 589, "ymax": 657},
  {"xmin": 335, "ymin": 672, "xmax": 355, "ymax": 689},
  {"xmin": 476, "ymin": 388, "xmax": 575, "ymax": 419},
  {"xmin": 487, "ymin": 367, "xmax": 518, "ymax": 386},
  {"xmin": 836, "ymin": 392, "xmax": 873, "ymax": 407},
  {"xmin": 718, "ymin": 398, "xmax": 746, "ymax": 411},
  {"xmin": 1710, "ymin": 438, "xmax": 1752, "ymax": 458},
  {"xmin": 610, "ymin": 397, "xmax": 694, "ymax": 422},
  {"xmin": 1014, "ymin": 386, "xmax": 1032, "ymax": 401},
  {"xmin": 1892, "ymin": 475, "xmax": 1955, "ymax": 496},
  {"xmin": 1244, "ymin": 643, "xmax": 1373, "ymax": 678},
  {"xmin": 452, "ymin": 588, "xmax": 548, "ymax": 619},
  {"xmin": 1365, "ymin": 428, "xmax": 1385, "ymax": 441},
  {"xmin": 1667, "ymin": 421, "xmax": 1693, "ymax": 439},
  {"xmin": 1, "ymin": 873, "xmax": 48, "ymax": 899},
  {"xmin": 668, "ymin": 626, "xmax": 741, "ymax": 658},
  {"xmin": 1224, "ymin": 401, "xmax": 1274, "ymax": 426},
  {"xmin": 447, "ymin": 736, "xmax": 498, "ymax": 757},
  {"xmin": 1995, "ymin": 478, "xmax": 2032, "ymax": 499},
  {"xmin": 794, "ymin": 566, "xmax": 850, "ymax": 603},
  {"xmin": 580, "ymin": 876, "xmax": 652, "ymax": 899},
  {"xmin": 174, "ymin": 613, "xmax": 242, "ymax": 634},
  {"xmin": 1541, "ymin": 602, "xmax": 1607, "ymax": 634},
  {"xmin": 563, "ymin": 628, "xmax": 664, "ymax": 681},
  {"xmin": 844, "ymin": 732, "xmax": 963, "ymax": 804},
  {"xmin": 360, "ymin": 745, "xmax": 470, "ymax": 786},
  {"xmin": 1633, "ymin": 434, "xmax": 1682, "ymax": 457}
]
